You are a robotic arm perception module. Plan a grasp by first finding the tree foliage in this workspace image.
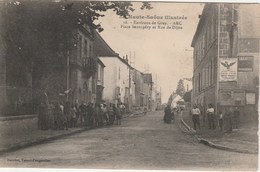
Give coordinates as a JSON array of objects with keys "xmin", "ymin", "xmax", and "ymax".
[
  {"xmin": 0, "ymin": 1, "xmax": 152, "ymax": 88},
  {"xmin": 176, "ymin": 79, "xmax": 186, "ymax": 97}
]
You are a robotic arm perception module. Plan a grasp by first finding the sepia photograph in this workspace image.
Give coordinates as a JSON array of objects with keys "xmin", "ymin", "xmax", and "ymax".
[{"xmin": 0, "ymin": 0, "xmax": 259, "ymax": 171}]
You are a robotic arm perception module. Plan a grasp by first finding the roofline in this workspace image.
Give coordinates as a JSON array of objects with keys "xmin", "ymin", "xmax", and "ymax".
[
  {"xmin": 94, "ymin": 30, "xmax": 119, "ymax": 56},
  {"xmin": 97, "ymin": 58, "xmax": 105, "ymax": 67},
  {"xmin": 99, "ymin": 55, "xmax": 133, "ymax": 68},
  {"xmin": 191, "ymin": 4, "xmax": 211, "ymax": 47}
]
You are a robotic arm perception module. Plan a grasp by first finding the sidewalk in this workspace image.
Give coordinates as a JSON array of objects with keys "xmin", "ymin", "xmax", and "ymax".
[
  {"xmin": 0, "ymin": 111, "xmax": 143, "ymax": 155},
  {"xmin": 181, "ymin": 111, "xmax": 258, "ymax": 154}
]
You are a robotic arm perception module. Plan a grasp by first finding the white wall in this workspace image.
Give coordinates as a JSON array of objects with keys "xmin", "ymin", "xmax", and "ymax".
[{"xmin": 99, "ymin": 57, "xmax": 130, "ymax": 105}]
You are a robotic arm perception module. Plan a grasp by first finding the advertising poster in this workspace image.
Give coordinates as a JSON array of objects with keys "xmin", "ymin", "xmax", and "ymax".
[
  {"xmin": 238, "ymin": 56, "xmax": 254, "ymax": 72},
  {"xmin": 219, "ymin": 58, "xmax": 238, "ymax": 81}
]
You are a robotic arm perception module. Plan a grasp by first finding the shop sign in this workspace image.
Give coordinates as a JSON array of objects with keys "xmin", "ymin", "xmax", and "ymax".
[
  {"xmin": 219, "ymin": 58, "xmax": 237, "ymax": 81},
  {"xmin": 238, "ymin": 56, "xmax": 254, "ymax": 72},
  {"xmin": 246, "ymin": 92, "xmax": 255, "ymax": 104}
]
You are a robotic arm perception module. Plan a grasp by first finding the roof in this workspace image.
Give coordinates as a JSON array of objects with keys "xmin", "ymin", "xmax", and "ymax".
[
  {"xmin": 93, "ymin": 30, "xmax": 119, "ymax": 57},
  {"xmin": 143, "ymin": 73, "xmax": 153, "ymax": 84},
  {"xmin": 93, "ymin": 30, "xmax": 132, "ymax": 68},
  {"xmin": 97, "ymin": 58, "xmax": 105, "ymax": 67},
  {"xmin": 191, "ymin": 4, "xmax": 212, "ymax": 47}
]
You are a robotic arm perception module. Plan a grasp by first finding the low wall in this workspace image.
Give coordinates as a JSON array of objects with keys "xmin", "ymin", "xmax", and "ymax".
[{"xmin": 0, "ymin": 115, "xmax": 38, "ymax": 137}]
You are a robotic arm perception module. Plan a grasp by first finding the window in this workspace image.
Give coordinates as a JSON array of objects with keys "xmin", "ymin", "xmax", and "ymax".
[
  {"xmin": 202, "ymin": 35, "xmax": 205, "ymax": 58},
  {"xmin": 98, "ymin": 65, "xmax": 102, "ymax": 81},
  {"xmin": 118, "ymin": 67, "xmax": 121, "ymax": 80},
  {"xmin": 78, "ymin": 35, "xmax": 82, "ymax": 59},
  {"xmin": 89, "ymin": 44, "xmax": 92, "ymax": 57},
  {"xmin": 209, "ymin": 60, "xmax": 212, "ymax": 85},
  {"xmin": 198, "ymin": 73, "xmax": 201, "ymax": 92},
  {"xmin": 210, "ymin": 59, "xmax": 214, "ymax": 84},
  {"xmin": 84, "ymin": 39, "xmax": 88, "ymax": 57}
]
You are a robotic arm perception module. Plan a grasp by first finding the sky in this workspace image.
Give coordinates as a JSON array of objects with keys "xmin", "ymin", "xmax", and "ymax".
[{"xmin": 97, "ymin": 2, "xmax": 204, "ymax": 103}]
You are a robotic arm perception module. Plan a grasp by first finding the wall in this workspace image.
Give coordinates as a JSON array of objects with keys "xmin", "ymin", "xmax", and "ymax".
[{"xmin": 99, "ymin": 57, "xmax": 118, "ymax": 104}]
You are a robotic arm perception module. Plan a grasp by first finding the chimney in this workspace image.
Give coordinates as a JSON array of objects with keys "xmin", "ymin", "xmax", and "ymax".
[{"xmin": 126, "ymin": 55, "xmax": 128, "ymax": 63}]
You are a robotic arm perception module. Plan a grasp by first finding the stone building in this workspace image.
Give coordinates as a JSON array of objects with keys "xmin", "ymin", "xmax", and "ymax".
[
  {"xmin": 133, "ymin": 69, "xmax": 145, "ymax": 110},
  {"xmin": 191, "ymin": 3, "xmax": 259, "ymax": 116},
  {"xmin": 0, "ymin": 2, "xmax": 105, "ymax": 115},
  {"xmin": 143, "ymin": 73, "xmax": 153, "ymax": 110}
]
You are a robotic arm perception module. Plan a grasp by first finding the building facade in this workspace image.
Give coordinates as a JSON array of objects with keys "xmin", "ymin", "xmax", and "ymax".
[
  {"xmin": 96, "ymin": 58, "xmax": 105, "ymax": 104},
  {"xmin": 191, "ymin": 4, "xmax": 259, "ymax": 116},
  {"xmin": 133, "ymin": 69, "xmax": 145, "ymax": 110},
  {"xmin": 94, "ymin": 32, "xmax": 134, "ymax": 109},
  {"xmin": 0, "ymin": 2, "xmax": 105, "ymax": 116},
  {"xmin": 143, "ymin": 73, "xmax": 153, "ymax": 110}
]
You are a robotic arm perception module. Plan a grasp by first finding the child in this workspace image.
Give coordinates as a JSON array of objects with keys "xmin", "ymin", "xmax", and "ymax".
[{"xmin": 219, "ymin": 111, "xmax": 223, "ymax": 131}]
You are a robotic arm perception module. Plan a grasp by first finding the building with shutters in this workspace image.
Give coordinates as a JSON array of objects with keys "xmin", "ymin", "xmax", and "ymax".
[
  {"xmin": 95, "ymin": 32, "xmax": 134, "ymax": 109},
  {"xmin": 191, "ymin": 3, "xmax": 259, "ymax": 116}
]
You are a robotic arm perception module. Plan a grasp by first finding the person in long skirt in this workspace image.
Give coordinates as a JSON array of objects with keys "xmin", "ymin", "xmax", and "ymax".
[
  {"xmin": 115, "ymin": 105, "xmax": 122, "ymax": 125},
  {"xmin": 38, "ymin": 101, "xmax": 48, "ymax": 130},
  {"xmin": 108, "ymin": 103, "xmax": 115, "ymax": 125},
  {"xmin": 63, "ymin": 101, "xmax": 71, "ymax": 130},
  {"xmin": 164, "ymin": 105, "xmax": 172, "ymax": 124}
]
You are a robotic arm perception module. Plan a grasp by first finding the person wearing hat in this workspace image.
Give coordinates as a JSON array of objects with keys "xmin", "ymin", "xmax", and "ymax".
[{"xmin": 191, "ymin": 104, "xmax": 201, "ymax": 130}]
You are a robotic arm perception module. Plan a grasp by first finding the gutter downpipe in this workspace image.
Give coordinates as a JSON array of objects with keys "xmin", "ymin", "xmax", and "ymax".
[{"xmin": 216, "ymin": 4, "xmax": 221, "ymax": 114}]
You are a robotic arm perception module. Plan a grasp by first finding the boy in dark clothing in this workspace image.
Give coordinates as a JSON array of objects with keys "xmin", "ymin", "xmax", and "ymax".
[
  {"xmin": 79, "ymin": 102, "xmax": 87, "ymax": 126},
  {"xmin": 233, "ymin": 107, "xmax": 240, "ymax": 129}
]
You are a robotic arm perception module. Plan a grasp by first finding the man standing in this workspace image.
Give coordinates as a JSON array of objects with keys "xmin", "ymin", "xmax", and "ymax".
[
  {"xmin": 191, "ymin": 104, "xmax": 201, "ymax": 130},
  {"xmin": 206, "ymin": 104, "xmax": 215, "ymax": 129},
  {"xmin": 225, "ymin": 108, "xmax": 233, "ymax": 133},
  {"xmin": 79, "ymin": 101, "xmax": 87, "ymax": 126},
  {"xmin": 233, "ymin": 107, "xmax": 240, "ymax": 129}
]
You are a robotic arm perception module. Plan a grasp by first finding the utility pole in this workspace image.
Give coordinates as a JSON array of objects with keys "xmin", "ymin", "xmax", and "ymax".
[
  {"xmin": 215, "ymin": 3, "xmax": 221, "ymax": 114},
  {"xmin": 66, "ymin": 50, "xmax": 70, "ymax": 101}
]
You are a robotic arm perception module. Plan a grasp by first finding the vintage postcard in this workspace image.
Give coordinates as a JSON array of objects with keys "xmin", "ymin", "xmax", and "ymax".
[{"xmin": 0, "ymin": 0, "xmax": 259, "ymax": 171}]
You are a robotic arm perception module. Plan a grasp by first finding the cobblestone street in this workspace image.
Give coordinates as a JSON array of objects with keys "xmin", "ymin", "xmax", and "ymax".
[{"xmin": 0, "ymin": 111, "xmax": 257, "ymax": 170}]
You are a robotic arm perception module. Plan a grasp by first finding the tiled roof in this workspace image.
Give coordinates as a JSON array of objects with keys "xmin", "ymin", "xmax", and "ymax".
[{"xmin": 93, "ymin": 30, "xmax": 119, "ymax": 57}]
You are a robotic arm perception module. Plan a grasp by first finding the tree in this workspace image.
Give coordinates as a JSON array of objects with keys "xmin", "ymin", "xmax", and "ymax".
[
  {"xmin": 0, "ymin": 1, "xmax": 152, "ymax": 88},
  {"xmin": 176, "ymin": 79, "xmax": 186, "ymax": 97}
]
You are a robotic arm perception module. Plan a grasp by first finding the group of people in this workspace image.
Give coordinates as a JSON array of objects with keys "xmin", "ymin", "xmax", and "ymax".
[
  {"xmin": 38, "ymin": 101, "xmax": 126, "ymax": 130},
  {"xmin": 191, "ymin": 104, "xmax": 240, "ymax": 132}
]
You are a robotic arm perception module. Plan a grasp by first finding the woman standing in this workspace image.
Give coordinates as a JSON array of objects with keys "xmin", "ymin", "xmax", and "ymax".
[
  {"xmin": 108, "ymin": 103, "xmax": 115, "ymax": 125},
  {"xmin": 115, "ymin": 105, "xmax": 122, "ymax": 125},
  {"xmin": 164, "ymin": 105, "xmax": 172, "ymax": 124}
]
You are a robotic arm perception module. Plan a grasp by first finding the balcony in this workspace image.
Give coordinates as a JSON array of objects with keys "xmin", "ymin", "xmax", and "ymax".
[{"xmin": 82, "ymin": 57, "xmax": 97, "ymax": 78}]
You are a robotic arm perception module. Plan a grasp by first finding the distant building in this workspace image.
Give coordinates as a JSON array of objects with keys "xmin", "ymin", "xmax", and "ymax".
[
  {"xmin": 133, "ymin": 69, "xmax": 145, "ymax": 110},
  {"xmin": 95, "ymin": 32, "xmax": 134, "ymax": 109},
  {"xmin": 143, "ymin": 73, "xmax": 153, "ymax": 110},
  {"xmin": 152, "ymin": 89, "xmax": 162, "ymax": 111},
  {"xmin": 191, "ymin": 4, "xmax": 259, "ymax": 116},
  {"xmin": 96, "ymin": 58, "xmax": 105, "ymax": 104}
]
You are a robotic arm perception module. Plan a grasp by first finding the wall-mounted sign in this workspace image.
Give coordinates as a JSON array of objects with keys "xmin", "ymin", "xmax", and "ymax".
[
  {"xmin": 219, "ymin": 90, "xmax": 233, "ymax": 105},
  {"xmin": 246, "ymin": 92, "xmax": 255, "ymax": 104},
  {"xmin": 219, "ymin": 58, "xmax": 237, "ymax": 82},
  {"xmin": 238, "ymin": 56, "xmax": 254, "ymax": 72}
]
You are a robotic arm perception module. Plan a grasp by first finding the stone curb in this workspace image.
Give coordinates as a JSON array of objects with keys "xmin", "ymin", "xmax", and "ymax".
[
  {"xmin": 0, "ymin": 127, "xmax": 92, "ymax": 155},
  {"xmin": 179, "ymin": 111, "xmax": 258, "ymax": 155},
  {"xmin": 0, "ymin": 114, "xmax": 38, "ymax": 121},
  {"xmin": 0, "ymin": 111, "xmax": 143, "ymax": 155}
]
